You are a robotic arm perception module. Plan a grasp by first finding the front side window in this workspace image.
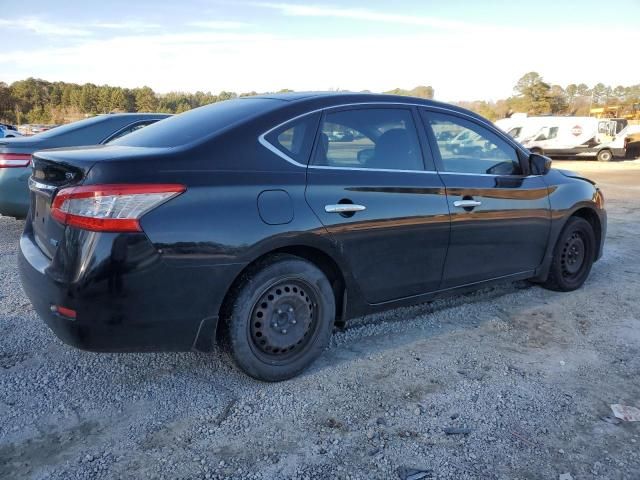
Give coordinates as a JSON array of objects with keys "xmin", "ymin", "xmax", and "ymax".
[
  {"xmin": 424, "ymin": 111, "xmax": 521, "ymax": 175},
  {"xmin": 312, "ymin": 108, "xmax": 424, "ymax": 171},
  {"xmin": 507, "ymin": 127, "xmax": 522, "ymax": 139}
]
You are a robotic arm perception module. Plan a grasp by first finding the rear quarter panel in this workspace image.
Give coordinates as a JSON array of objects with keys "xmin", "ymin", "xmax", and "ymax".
[{"xmin": 82, "ymin": 127, "xmax": 363, "ymax": 324}]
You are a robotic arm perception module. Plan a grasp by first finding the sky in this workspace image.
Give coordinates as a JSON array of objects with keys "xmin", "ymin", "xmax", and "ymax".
[{"xmin": 1, "ymin": 0, "xmax": 639, "ymax": 101}]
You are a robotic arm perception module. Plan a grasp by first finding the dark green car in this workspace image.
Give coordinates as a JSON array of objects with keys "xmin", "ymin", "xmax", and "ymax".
[{"xmin": 0, "ymin": 113, "xmax": 170, "ymax": 218}]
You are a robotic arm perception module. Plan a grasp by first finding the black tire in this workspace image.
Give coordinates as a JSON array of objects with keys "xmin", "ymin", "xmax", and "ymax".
[
  {"xmin": 541, "ymin": 217, "xmax": 596, "ymax": 292},
  {"xmin": 597, "ymin": 149, "xmax": 613, "ymax": 162},
  {"xmin": 224, "ymin": 254, "xmax": 335, "ymax": 381}
]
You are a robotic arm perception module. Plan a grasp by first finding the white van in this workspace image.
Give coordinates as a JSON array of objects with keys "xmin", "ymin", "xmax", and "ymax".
[
  {"xmin": 593, "ymin": 124, "xmax": 640, "ymax": 161},
  {"xmin": 496, "ymin": 116, "xmax": 550, "ymax": 144},
  {"xmin": 522, "ymin": 117, "xmax": 627, "ymax": 161}
]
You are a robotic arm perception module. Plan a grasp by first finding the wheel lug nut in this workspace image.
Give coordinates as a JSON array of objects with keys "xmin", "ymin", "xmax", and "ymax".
[
  {"xmin": 277, "ymin": 309, "xmax": 282, "ymax": 314},
  {"xmin": 282, "ymin": 329, "xmax": 287, "ymax": 334},
  {"xmin": 292, "ymin": 320, "xmax": 297, "ymax": 325},
  {"xmin": 288, "ymin": 307, "xmax": 293, "ymax": 312},
  {"xmin": 273, "ymin": 322, "xmax": 279, "ymax": 328}
]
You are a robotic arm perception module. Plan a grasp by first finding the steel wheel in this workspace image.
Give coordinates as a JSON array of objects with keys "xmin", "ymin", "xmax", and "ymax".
[
  {"xmin": 597, "ymin": 149, "xmax": 613, "ymax": 162},
  {"xmin": 249, "ymin": 279, "xmax": 320, "ymax": 361},
  {"xmin": 225, "ymin": 254, "xmax": 335, "ymax": 381},
  {"xmin": 561, "ymin": 231, "xmax": 586, "ymax": 278},
  {"xmin": 541, "ymin": 216, "xmax": 596, "ymax": 292}
]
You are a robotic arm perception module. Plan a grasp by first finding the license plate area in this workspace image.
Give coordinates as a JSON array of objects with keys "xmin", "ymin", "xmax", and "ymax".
[{"xmin": 32, "ymin": 191, "xmax": 63, "ymax": 259}]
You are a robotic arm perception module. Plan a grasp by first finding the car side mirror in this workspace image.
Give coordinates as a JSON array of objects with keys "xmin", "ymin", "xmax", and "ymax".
[{"xmin": 529, "ymin": 153, "xmax": 552, "ymax": 175}]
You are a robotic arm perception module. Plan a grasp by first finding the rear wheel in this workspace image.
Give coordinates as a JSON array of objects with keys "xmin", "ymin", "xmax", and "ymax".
[
  {"xmin": 224, "ymin": 254, "xmax": 335, "ymax": 381},
  {"xmin": 541, "ymin": 217, "xmax": 596, "ymax": 292},
  {"xmin": 597, "ymin": 149, "xmax": 613, "ymax": 162}
]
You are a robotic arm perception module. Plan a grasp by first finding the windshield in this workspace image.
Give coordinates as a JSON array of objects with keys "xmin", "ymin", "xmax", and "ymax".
[
  {"xmin": 112, "ymin": 98, "xmax": 281, "ymax": 148},
  {"xmin": 507, "ymin": 127, "xmax": 522, "ymax": 138}
]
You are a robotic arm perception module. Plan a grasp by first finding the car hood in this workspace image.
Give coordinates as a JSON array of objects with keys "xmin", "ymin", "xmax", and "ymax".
[{"xmin": 556, "ymin": 168, "xmax": 596, "ymax": 185}]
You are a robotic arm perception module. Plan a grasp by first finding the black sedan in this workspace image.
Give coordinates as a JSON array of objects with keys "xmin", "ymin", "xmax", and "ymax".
[
  {"xmin": 0, "ymin": 113, "xmax": 170, "ymax": 218},
  {"xmin": 18, "ymin": 93, "xmax": 606, "ymax": 381}
]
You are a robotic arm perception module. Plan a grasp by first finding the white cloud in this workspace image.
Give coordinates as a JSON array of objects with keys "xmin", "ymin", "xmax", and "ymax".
[
  {"xmin": 188, "ymin": 20, "xmax": 251, "ymax": 29},
  {"xmin": 0, "ymin": 17, "xmax": 92, "ymax": 37},
  {"xmin": 91, "ymin": 21, "xmax": 162, "ymax": 30},
  {"xmin": 0, "ymin": 7, "xmax": 638, "ymax": 101},
  {"xmin": 251, "ymin": 2, "xmax": 469, "ymax": 30},
  {"xmin": 0, "ymin": 17, "xmax": 164, "ymax": 37}
]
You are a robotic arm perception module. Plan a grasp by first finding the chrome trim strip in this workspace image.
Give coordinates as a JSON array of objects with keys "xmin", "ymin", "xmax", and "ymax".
[
  {"xmin": 308, "ymin": 165, "xmax": 438, "ymax": 174},
  {"xmin": 309, "ymin": 165, "xmax": 539, "ymax": 178},
  {"xmin": 28, "ymin": 177, "xmax": 57, "ymax": 193},
  {"xmin": 437, "ymin": 171, "xmax": 540, "ymax": 178},
  {"xmin": 257, "ymin": 134, "xmax": 304, "ymax": 167},
  {"xmin": 258, "ymin": 100, "xmax": 530, "ymax": 172}
]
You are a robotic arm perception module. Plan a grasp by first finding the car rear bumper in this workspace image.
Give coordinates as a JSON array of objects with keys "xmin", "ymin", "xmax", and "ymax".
[
  {"xmin": 0, "ymin": 166, "xmax": 30, "ymax": 218},
  {"xmin": 18, "ymin": 224, "xmax": 242, "ymax": 352}
]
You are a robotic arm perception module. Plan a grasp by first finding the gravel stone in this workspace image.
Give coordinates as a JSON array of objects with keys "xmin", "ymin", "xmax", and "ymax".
[{"xmin": 1, "ymin": 161, "xmax": 640, "ymax": 479}]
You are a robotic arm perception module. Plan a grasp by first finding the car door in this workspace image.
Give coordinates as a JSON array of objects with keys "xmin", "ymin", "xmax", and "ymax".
[
  {"xmin": 304, "ymin": 105, "xmax": 451, "ymax": 304},
  {"xmin": 420, "ymin": 109, "xmax": 551, "ymax": 289}
]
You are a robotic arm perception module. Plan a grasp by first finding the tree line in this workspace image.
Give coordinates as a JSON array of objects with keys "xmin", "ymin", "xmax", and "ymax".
[
  {"xmin": 456, "ymin": 72, "xmax": 640, "ymax": 121},
  {"xmin": 0, "ymin": 79, "xmax": 435, "ymax": 125},
  {"xmin": 1, "ymin": 73, "xmax": 638, "ymax": 125},
  {"xmin": 0, "ymin": 78, "xmax": 247, "ymax": 124}
]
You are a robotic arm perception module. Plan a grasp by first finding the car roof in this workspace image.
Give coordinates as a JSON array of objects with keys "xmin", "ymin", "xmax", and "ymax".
[
  {"xmin": 239, "ymin": 91, "xmax": 491, "ymax": 125},
  {"xmin": 244, "ymin": 91, "xmax": 442, "ymax": 107},
  {"xmin": 98, "ymin": 113, "xmax": 172, "ymax": 118},
  {"xmin": 245, "ymin": 91, "xmax": 354, "ymax": 101}
]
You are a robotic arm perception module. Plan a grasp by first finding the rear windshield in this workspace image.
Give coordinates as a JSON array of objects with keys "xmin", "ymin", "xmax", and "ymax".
[{"xmin": 112, "ymin": 98, "xmax": 280, "ymax": 148}]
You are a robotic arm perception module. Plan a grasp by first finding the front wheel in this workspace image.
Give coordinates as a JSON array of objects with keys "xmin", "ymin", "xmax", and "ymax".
[
  {"xmin": 541, "ymin": 217, "xmax": 596, "ymax": 292},
  {"xmin": 224, "ymin": 254, "xmax": 335, "ymax": 381},
  {"xmin": 597, "ymin": 149, "xmax": 613, "ymax": 162}
]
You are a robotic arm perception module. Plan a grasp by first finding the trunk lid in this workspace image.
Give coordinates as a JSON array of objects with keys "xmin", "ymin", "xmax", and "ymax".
[
  {"xmin": 0, "ymin": 137, "xmax": 40, "ymax": 154},
  {"xmin": 27, "ymin": 145, "xmax": 166, "ymax": 258},
  {"xmin": 29, "ymin": 151, "xmax": 96, "ymax": 259}
]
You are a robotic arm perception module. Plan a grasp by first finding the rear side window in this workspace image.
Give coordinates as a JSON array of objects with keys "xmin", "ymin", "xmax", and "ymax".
[
  {"xmin": 264, "ymin": 113, "xmax": 320, "ymax": 164},
  {"xmin": 311, "ymin": 108, "xmax": 424, "ymax": 171},
  {"xmin": 113, "ymin": 98, "xmax": 280, "ymax": 148}
]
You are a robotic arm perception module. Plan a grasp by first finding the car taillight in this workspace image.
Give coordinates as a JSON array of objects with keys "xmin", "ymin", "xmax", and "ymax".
[
  {"xmin": 51, "ymin": 184, "xmax": 186, "ymax": 232},
  {"xmin": 0, "ymin": 153, "xmax": 31, "ymax": 167}
]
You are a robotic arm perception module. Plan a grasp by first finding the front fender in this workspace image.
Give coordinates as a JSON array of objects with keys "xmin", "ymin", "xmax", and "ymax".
[{"xmin": 532, "ymin": 169, "xmax": 606, "ymax": 281}]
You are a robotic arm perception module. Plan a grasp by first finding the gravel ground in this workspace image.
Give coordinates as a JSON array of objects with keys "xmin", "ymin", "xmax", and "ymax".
[{"xmin": 1, "ymin": 160, "xmax": 639, "ymax": 480}]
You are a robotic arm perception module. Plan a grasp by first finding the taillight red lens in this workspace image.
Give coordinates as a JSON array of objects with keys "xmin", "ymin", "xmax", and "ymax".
[
  {"xmin": 0, "ymin": 153, "xmax": 31, "ymax": 168},
  {"xmin": 51, "ymin": 184, "xmax": 186, "ymax": 232}
]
